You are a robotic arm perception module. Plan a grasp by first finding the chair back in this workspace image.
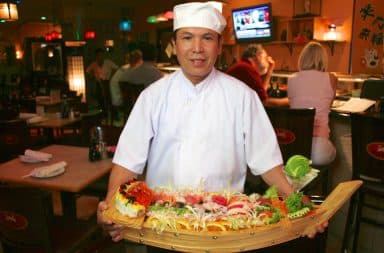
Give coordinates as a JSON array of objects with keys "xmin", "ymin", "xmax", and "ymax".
[
  {"xmin": 99, "ymin": 80, "xmax": 114, "ymax": 125},
  {"xmin": 341, "ymin": 112, "xmax": 384, "ymax": 253},
  {"xmin": 119, "ymin": 82, "xmax": 145, "ymax": 120},
  {"xmin": 80, "ymin": 110, "xmax": 104, "ymax": 146},
  {"xmin": 265, "ymin": 106, "xmax": 315, "ymax": 163},
  {"xmin": 360, "ymin": 79, "xmax": 384, "ymax": 100},
  {"xmin": 0, "ymin": 186, "xmax": 101, "ymax": 253},
  {"xmin": 99, "ymin": 124, "xmax": 123, "ymax": 146},
  {"xmin": 0, "ymin": 119, "xmax": 29, "ymax": 162},
  {"xmin": 351, "ymin": 113, "xmax": 384, "ymax": 182},
  {"xmin": 0, "ymin": 186, "xmax": 54, "ymax": 252}
]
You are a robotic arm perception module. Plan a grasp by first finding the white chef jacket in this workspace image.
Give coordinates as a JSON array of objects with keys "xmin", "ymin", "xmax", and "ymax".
[{"xmin": 113, "ymin": 68, "xmax": 282, "ymax": 192}]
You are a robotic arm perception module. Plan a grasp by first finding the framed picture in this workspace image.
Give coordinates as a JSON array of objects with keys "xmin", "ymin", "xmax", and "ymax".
[{"xmin": 294, "ymin": 0, "xmax": 322, "ymax": 18}]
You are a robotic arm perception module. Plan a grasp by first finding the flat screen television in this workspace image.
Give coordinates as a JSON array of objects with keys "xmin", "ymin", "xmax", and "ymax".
[{"xmin": 232, "ymin": 3, "xmax": 274, "ymax": 43}]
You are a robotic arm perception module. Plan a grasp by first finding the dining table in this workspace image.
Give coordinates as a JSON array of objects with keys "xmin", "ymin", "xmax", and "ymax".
[
  {"xmin": 0, "ymin": 144, "xmax": 113, "ymax": 219},
  {"xmin": 25, "ymin": 113, "xmax": 82, "ymax": 143}
]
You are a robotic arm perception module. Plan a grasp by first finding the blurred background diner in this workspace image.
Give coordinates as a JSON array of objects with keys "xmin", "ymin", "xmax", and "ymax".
[{"xmin": 0, "ymin": 0, "xmax": 384, "ymax": 253}]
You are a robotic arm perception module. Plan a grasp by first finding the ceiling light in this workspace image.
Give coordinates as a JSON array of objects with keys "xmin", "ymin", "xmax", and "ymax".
[{"xmin": 0, "ymin": 1, "xmax": 19, "ymax": 21}]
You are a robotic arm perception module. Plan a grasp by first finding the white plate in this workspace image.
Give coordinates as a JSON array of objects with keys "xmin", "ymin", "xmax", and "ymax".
[
  {"xmin": 285, "ymin": 168, "xmax": 320, "ymax": 192},
  {"xmin": 27, "ymin": 116, "xmax": 46, "ymax": 124},
  {"xmin": 30, "ymin": 167, "xmax": 65, "ymax": 178},
  {"xmin": 19, "ymin": 155, "xmax": 45, "ymax": 163}
]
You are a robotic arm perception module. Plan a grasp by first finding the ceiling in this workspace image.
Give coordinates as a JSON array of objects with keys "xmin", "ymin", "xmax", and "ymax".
[{"xmin": 15, "ymin": 0, "xmax": 187, "ymax": 23}]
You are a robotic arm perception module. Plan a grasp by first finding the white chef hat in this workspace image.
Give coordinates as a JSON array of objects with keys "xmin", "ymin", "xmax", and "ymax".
[{"xmin": 173, "ymin": 2, "xmax": 227, "ymax": 34}]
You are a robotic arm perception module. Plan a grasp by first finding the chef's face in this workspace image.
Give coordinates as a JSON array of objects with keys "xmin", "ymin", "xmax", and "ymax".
[{"xmin": 173, "ymin": 27, "xmax": 222, "ymax": 84}]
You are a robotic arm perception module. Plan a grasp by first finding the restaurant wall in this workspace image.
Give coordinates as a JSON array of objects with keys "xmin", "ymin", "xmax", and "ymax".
[
  {"xmin": 351, "ymin": 0, "xmax": 384, "ymax": 75},
  {"xmin": 222, "ymin": 0, "xmax": 353, "ymax": 74},
  {"xmin": 0, "ymin": 0, "xmax": 356, "ymax": 75}
]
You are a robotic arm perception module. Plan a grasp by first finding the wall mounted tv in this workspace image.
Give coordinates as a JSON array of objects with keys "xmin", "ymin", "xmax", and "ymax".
[{"xmin": 232, "ymin": 3, "xmax": 274, "ymax": 43}]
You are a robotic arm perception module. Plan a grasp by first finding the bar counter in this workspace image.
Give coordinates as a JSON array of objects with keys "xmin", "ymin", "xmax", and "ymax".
[
  {"xmin": 157, "ymin": 64, "xmax": 383, "ymax": 85},
  {"xmin": 272, "ymin": 71, "xmax": 382, "ymax": 84}
]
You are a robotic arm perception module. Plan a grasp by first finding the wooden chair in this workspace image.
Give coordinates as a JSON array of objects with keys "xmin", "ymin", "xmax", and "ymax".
[
  {"xmin": 245, "ymin": 107, "xmax": 316, "ymax": 193},
  {"xmin": 264, "ymin": 106, "xmax": 332, "ymax": 195},
  {"xmin": 0, "ymin": 119, "xmax": 47, "ymax": 163},
  {"xmin": 119, "ymin": 82, "xmax": 145, "ymax": 122},
  {"xmin": 265, "ymin": 106, "xmax": 315, "ymax": 162},
  {"xmin": 99, "ymin": 124, "xmax": 124, "ymax": 147},
  {"xmin": 341, "ymin": 112, "xmax": 384, "ymax": 253},
  {"xmin": 0, "ymin": 186, "xmax": 100, "ymax": 253},
  {"xmin": 245, "ymin": 107, "xmax": 316, "ymax": 194},
  {"xmin": 0, "ymin": 119, "xmax": 28, "ymax": 162},
  {"xmin": 360, "ymin": 79, "xmax": 384, "ymax": 100},
  {"xmin": 263, "ymin": 106, "xmax": 328, "ymax": 253}
]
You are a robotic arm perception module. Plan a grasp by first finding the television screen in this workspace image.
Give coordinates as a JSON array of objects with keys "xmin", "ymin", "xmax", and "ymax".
[{"xmin": 232, "ymin": 3, "xmax": 273, "ymax": 43}]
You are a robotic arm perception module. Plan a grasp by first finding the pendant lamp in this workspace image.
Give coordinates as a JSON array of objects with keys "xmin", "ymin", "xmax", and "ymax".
[{"xmin": 0, "ymin": 1, "xmax": 18, "ymax": 21}]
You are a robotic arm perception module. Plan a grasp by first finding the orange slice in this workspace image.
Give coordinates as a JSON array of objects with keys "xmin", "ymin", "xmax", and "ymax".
[
  {"xmin": 176, "ymin": 218, "xmax": 192, "ymax": 230},
  {"xmin": 206, "ymin": 221, "xmax": 228, "ymax": 231}
]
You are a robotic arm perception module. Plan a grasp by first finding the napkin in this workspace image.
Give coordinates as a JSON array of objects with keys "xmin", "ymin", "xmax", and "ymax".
[
  {"xmin": 24, "ymin": 149, "xmax": 53, "ymax": 162},
  {"xmin": 27, "ymin": 116, "xmax": 45, "ymax": 124},
  {"xmin": 29, "ymin": 161, "xmax": 67, "ymax": 178},
  {"xmin": 19, "ymin": 113, "xmax": 37, "ymax": 119}
]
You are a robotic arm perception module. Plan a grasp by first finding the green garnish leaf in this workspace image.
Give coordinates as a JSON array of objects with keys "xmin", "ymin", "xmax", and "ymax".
[
  {"xmin": 263, "ymin": 186, "xmax": 278, "ymax": 198},
  {"xmin": 285, "ymin": 155, "xmax": 311, "ymax": 179}
]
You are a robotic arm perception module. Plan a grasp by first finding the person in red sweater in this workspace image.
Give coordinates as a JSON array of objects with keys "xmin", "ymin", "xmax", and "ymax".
[{"xmin": 226, "ymin": 44, "xmax": 288, "ymax": 107}]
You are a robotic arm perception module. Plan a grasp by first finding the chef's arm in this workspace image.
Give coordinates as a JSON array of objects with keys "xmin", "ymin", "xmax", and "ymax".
[
  {"xmin": 261, "ymin": 164, "xmax": 294, "ymax": 197},
  {"xmin": 105, "ymin": 164, "xmax": 138, "ymax": 202}
]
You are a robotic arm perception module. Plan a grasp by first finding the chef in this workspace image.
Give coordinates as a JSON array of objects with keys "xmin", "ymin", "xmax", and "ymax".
[{"xmin": 97, "ymin": 1, "xmax": 327, "ymax": 247}]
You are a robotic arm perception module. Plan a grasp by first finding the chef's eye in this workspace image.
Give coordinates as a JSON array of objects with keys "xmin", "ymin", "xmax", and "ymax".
[
  {"xmin": 181, "ymin": 35, "xmax": 192, "ymax": 40},
  {"xmin": 203, "ymin": 35, "xmax": 214, "ymax": 41}
]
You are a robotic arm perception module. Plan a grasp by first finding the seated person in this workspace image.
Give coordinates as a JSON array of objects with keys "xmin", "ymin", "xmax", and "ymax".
[
  {"xmin": 226, "ymin": 44, "xmax": 289, "ymax": 107},
  {"xmin": 288, "ymin": 41, "xmax": 336, "ymax": 166},
  {"xmin": 109, "ymin": 53, "xmax": 131, "ymax": 107},
  {"xmin": 119, "ymin": 47, "xmax": 163, "ymax": 88},
  {"xmin": 86, "ymin": 48, "xmax": 118, "ymax": 82}
]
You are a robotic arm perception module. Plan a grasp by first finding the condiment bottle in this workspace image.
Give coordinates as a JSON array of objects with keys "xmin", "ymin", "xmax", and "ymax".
[{"xmin": 89, "ymin": 126, "xmax": 103, "ymax": 161}]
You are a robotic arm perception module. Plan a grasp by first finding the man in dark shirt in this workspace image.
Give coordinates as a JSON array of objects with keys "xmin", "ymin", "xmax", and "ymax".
[{"xmin": 226, "ymin": 44, "xmax": 288, "ymax": 107}]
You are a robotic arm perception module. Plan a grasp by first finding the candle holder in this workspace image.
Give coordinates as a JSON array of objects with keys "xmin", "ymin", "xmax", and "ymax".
[{"xmin": 293, "ymin": 0, "xmax": 321, "ymax": 18}]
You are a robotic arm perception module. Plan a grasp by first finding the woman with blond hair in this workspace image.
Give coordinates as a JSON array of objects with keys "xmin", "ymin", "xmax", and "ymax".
[{"xmin": 288, "ymin": 41, "xmax": 336, "ymax": 166}]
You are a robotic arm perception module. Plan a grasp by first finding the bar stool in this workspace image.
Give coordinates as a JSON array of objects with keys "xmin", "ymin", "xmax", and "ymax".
[
  {"xmin": 360, "ymin": 79, "xmax": 384, "ymax": 100},
  {"xmin": 0, "ymin": 186, "xmax": 100, "ymax": 253},
  {"xmin": 265, "ymin": 106, "xmax": 332, "ymax": 196},
  {"xmin": 246, "ymin": 106, "xmax": 316, "ymax": 194},
  {"xmin": 341, "ymin": 112, "xmax": 384, "ymax": 253}
]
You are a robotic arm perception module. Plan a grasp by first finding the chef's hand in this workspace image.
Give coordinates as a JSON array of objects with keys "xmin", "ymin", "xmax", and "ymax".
[
  {"xmin": 304, "ymin": 221, "xmax": 328, "ymax": 238},
  {"xmin": 97, "ymin": 201, "xmax": 125, "ymax": 242}
]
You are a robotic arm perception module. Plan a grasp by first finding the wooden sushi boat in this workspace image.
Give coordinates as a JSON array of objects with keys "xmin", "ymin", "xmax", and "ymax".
[{"xmin": 104, "ymin": 180, "xmax": 362, "ymax": 252}]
